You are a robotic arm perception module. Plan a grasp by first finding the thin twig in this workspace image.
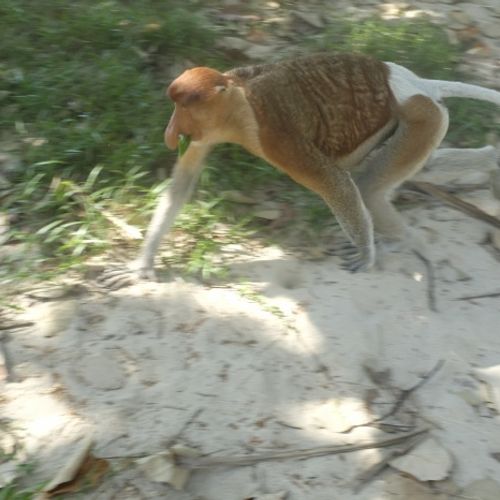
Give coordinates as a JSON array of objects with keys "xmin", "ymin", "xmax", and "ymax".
[
  {"xmin": 413, "ymin": 250, "xmax": 438, "ymax": 312},
  {"xmin": 0, "ymin": 320, "xmax": 34, "ymax": 330},
  {"xmin": 180, "ymin": 427, "xmax": 430, "ymax": 469},
  {"xmin": 276, "ymin": 421, "xmax": 303, "ymax": 430},
  {"xmin": 178, "ymin": 408, "xmax": 203, "ymax": 435},
  {"xmin": 455, "ymin": 291, "xmax": 500, "ymax": 301},
  {"xmin": 342, "ymin": 360, "xmax": 445, "ymax": 434},
  {"xmin": 351, "ymin": 431, "xmax": 429, "ymax": 492},
  {"xmin": 376, "ymin": 359, "xmax": 445, "ymax": 422},
  {"xmin": 437, "ymin": 182, "xmax": 489, "ymax": 194},
  {"xmin": 165, "ymin": 408, "xmax": 204, "ymax": 448},
  {"xmin": 405, "ymin": 180, "xmax": 500, "ymax": 230},
  {"xmin": 102, "ymin": 427, "xmax": 431, "ymax": 466},
  {"xmin": 399, "ymin": 181, "xmax": 488, "ymax": 199}
]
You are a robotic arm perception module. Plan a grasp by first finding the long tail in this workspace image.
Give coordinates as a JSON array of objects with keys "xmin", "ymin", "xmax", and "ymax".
[{"xmin": 431, "ymin": 79, "xmax": 500, "ymax": 106}]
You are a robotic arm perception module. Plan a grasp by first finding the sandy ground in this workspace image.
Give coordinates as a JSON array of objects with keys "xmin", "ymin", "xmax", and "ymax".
[{"xmin": 2, "ymin": 148, "xmax": 500, "ymax": 499}]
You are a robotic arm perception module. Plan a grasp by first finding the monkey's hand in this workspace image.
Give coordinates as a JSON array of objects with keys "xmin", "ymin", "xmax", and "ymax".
[
  {"xmin": 327, "ymin": 240, "xmax": 375, "ymax": 273},
  {"xmin": 97, "ymin": 260, "xmax": 157, "ymax": 290}
]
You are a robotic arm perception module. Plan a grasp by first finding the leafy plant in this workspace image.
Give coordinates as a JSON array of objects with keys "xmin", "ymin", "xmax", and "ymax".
[
  {"xmin": 313, "ymin": 17, "xmax": 458, "ymax": 77},
  {"xmin": 0, "ymin": 0, "xmax": 219, "ymax": 280},
  {"xmin": 1, "ymin": 4, "xmax": 497, "ymax": 284},
  {"xmin": 0, "ymin": 465, "xmax": 42, "ymax": 500}
]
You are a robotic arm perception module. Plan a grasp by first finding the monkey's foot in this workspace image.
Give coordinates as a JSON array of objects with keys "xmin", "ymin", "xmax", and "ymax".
[
  {"xmin": 96, "ymin": 261, "xmax": 157, "ymax": 290},
  {"xmin": 326, "ymin": 241, "xmax": 375, "ymax": 273}
]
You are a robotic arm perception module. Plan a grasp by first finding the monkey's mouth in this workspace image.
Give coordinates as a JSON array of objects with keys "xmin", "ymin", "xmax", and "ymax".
[{"xmin": 164, "ymin": 122, "xmax": 198, "ymax": 150}]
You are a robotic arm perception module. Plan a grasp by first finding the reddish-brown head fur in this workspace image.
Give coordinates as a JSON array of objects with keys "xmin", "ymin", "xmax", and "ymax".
[
  {"xmin": 167, "ymin": 67, "xmax": 229, "ymax": 106},
  {"xmin": 165, "ymin": 67, "xmax": 231, "ymax": 150}
]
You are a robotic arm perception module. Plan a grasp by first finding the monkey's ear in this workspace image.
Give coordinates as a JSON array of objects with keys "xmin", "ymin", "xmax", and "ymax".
[
  {"xmin": 214, "ymin": 84, "xmax": 227, "ymax": 93},
  {"xmin": 167, "ymin": 67, "xmax": 230, "ymax": 106}
]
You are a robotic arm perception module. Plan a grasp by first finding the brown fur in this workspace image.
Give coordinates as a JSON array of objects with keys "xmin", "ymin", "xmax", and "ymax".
[
  {"xmin": 138, "ymin": 53, "xmax": 450, "ymax": 277},
  {"xmin": 161, "ymin": 53, "xmax": 447, "ymax": 272},
  {"xmin": 357, "ymin": 94, "xmax": 448, "ymax": 238},
  {"xmin": 168, "ymin": 54, "xmax": 396, "ymax": 189},
  {"xmin": 97, "ymin": 51, "xmax": 500, "ymax": 288},
  {"xmin": 231, "ymin": 54, "xmax": 394, "ymax": 163},
  {"xmin": 167, "ymin": 67, "xmax": 229, "ymax": 105}
]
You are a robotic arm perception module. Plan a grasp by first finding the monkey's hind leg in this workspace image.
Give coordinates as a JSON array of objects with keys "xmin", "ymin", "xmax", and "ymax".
[
  {"xmin": 311, "ymin": 166, "xmax": 376, "ymax": 272},
  {"xmin": 356, "ymin": 94, "xmax": 449, "ymax": 251}
]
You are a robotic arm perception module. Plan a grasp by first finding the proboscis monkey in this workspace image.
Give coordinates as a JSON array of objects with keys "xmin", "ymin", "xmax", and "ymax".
[{"xmin": 101, "ymin": 53, "xmax": 500, "ymax": 288}]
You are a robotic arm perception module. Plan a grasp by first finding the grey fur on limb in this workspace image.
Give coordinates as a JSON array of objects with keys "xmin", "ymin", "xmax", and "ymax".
[{"xmin": 98, "ymin": 145, "xmax": 498, "ymax": 289}]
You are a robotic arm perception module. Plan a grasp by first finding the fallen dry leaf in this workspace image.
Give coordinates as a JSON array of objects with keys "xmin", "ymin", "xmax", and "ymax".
[
  {"xmin": 47, "ymin": 455, "xmax": 109, "ymax": 496},
  {"xmin": 474, "ymin": 365, "xmax": 500, "ymax": 413},
  {"xmin": 42, "ymin": 436, "xmax": 92, "ymax": 492},
  {"xmin": 253, "ymin": 208, "xmax": 282, "ymax": 220},
  {"xmin": 389, "ymin": 437, "xmax": 452, "ymax": 481},
  {"xmin": 385, "ymin": 474, "xmax": 449, "ymax": 500},
  {"xmin": 41, "ymin": 436, "xmax": 109, "ymax": 497},
  {"xmin": 136, "ymin": 450, "xmax": 190, "ymax": 491}
]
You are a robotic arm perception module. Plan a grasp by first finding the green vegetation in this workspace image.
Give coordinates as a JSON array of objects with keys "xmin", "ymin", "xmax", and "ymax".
[
  {"xmin": 0, "ymin": 473, "xmax": 41, "ymax": 500},
  {"xmin": 0, "ymin": 428, "xmax": 40, "ymax": 500},
  {"xmin": 0, "ymin": 0, "xmax": 219, "ymax": 281},
  {"xmin": 178, "ymin": 134, "xmax": 192, "ymax": 157},
  {"xmin": 311, "ymin": 17, "xmax": 458, "ymax": 78},
  {"xmin": 1, "ymin": 3, "xmax": 497, "ymax": 284},
  {"xmin": 236, "ymin": 282, "xmax": 286, "ymax": 319}
]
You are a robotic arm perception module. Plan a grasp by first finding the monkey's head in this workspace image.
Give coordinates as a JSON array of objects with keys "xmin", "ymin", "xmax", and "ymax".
[{"xmin": 165, "ymin": 67, "xmax": 232, "ymax": 150}]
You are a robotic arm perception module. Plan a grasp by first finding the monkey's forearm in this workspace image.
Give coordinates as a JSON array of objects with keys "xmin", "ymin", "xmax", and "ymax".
[{"xmin": 136, "ymin": 145, "xmax": 209, "ymax": 271}]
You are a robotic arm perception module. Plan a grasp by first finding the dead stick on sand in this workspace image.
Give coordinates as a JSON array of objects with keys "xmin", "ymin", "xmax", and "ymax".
[
  {"xmin": 413, "ymin": 250, "xmax": 438, "ymax": 313},
  {"xmin": 403, "ymin": 181, "xmax": 500, "ymax": 311},
  {"xmin": 455, "ymin": 291, "xmax": 500, "ymax": 301},
  {"xmin": 401, "ymin": 180, "xmax": 500, "ymax": 310},
  {"xmin": 180, "ymin": 427, "xmax": 430, "ymax": 470},
  {"xmin": 351, "ymin": 431, "xmax": 429, "ymax": 492},
  {"xmin": 398, "ymin": 182, "xmax": 488, "ymax": 205},
  {"xmin": 404, "ymin": 180, "xmax": 500, "ymax": 230},
  {"xmin": 167, "ymin": 408, "xmax": 204, "ymax": 447},
  {"xmin": 342, "ymin": 359, "xmax": 445, "ymax": 434},
  {"xmin": 101, "ymin": 427, "xmax": 431, "ymax": 465},
  {"xmin": 0, "ymin": 320, "xmax": 34, "ymax": 330},
  {"xmin": 380, "ymin": 359, "xmax": 444, "ymax": 421}
]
